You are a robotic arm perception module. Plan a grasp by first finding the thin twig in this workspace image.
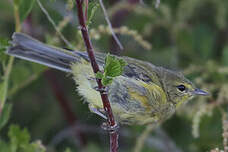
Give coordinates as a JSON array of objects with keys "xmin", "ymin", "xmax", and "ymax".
[
  {"xmin": 74, "ymin": 0, "xmax": 119, "ymax": 152},
  {"xmin": 99, "ymin": 0, "xmax": 123, "ymax": 50},
  {"xmin": 0, "ymin": 1, "xmax": 19, "ymax": 110},
  {"xmin": 13, "ymin": 5, "xmax": 21, "ymax": 32},
  {"xmin": 36, "ymin": 0, "xmax": 74, "ymax": 49}
]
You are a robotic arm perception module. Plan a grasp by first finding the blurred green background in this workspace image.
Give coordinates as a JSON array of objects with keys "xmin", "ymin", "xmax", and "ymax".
[{"xmin": 0, "ymin": 0, "xmax": 228, "ymax": 152}]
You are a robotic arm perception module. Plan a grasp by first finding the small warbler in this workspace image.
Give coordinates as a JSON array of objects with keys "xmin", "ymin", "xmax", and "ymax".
[{"xmin": 7, "ymin": 33, "xmax": 208, "ymax": 125}]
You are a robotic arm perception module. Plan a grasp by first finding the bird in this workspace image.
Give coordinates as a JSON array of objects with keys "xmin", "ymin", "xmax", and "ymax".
[{"xmin": 6, "ymin": 32, "xmax": 209, "ymax": 125}]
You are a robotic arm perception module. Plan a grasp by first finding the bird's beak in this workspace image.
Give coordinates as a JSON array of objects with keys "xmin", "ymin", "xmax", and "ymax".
[{"xmin": 192, "ymin": 88, "xmax": 209, "ymax": 96}]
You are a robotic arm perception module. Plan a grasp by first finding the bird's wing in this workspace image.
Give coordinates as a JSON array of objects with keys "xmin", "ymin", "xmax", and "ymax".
[{"xmin": 92, "ymin": 53, "xmax": 162, "ymax": 85}]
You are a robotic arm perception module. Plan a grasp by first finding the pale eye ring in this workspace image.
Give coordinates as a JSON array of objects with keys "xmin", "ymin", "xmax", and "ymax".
[{"xmin": 177, "ymin": 85, "xmax": 186, "ymax": 92}]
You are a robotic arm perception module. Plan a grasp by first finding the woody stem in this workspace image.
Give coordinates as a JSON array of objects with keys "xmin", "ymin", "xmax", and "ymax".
[{"xmin": 74, "ymin": 0, "xmax": 119, "ymax": 151}]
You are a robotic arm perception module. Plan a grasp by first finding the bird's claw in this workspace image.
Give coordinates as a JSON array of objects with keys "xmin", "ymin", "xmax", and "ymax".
[{"xmin": 101, "ymin": 122, "xmax": 119, "ymax": 133}]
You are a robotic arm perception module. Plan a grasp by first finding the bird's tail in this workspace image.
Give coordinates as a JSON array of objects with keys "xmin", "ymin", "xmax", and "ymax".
[{"xmin": 6, "ymin": 32, "xmax": 93, "ymax": 73}]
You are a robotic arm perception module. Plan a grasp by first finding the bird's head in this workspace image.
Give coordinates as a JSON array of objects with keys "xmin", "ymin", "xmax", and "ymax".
[{"xmin": 157, "ymin": 67, "xmax": 209, "ymax": 107}]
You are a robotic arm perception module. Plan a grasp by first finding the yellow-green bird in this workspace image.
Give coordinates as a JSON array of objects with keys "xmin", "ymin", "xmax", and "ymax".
[{"xmin": 7, "ymin": 33, "xmax": 208, "ymax": 125}]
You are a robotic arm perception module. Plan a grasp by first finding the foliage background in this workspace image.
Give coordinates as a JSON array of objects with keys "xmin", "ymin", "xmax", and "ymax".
[{"xmin": 0, "ymin": 0, "xmax": 228, "ymax": 152}]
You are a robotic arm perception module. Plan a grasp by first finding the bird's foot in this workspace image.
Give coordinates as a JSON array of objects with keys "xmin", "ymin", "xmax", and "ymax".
[
  {"xmin": 89, "ymin": 105, "xmax": 107, "ymax": 119},
  {"xmin": 93, "ymin": 86, "xmax": 108, "ymax": 94},
  {"xmin": 101, "ymin": 122, "xmax": 119, "ymax": 133}
]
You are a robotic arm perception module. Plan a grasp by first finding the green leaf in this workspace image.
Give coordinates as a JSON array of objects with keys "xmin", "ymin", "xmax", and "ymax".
[
  {"xmin": 8, "ymin": 125, "xmax": 30, "ymax": 152},
  {"xmin": 29, "ymin": 140, "xmax": 46, "ymax": 152},
  {"xmin": 101, "ymin": 77, "xmax": 113, "ymax": 86},
  {"xmin": 104, "ymin": 54, "xmax": 127, "ymax": 77},
  {"xmin": 0, "ymin": 103, "xmax": 12, "ymax": 131},
  {"xmin": 19, "ymin": 0, "xmax": 35, "ymax": 22},
  {"xmin": 0, "ymin": 37, "xmax": 9, "ymax": 51},
  {"xmin": 95, "ymin": 71, "xmax": 103, "ymax": 79},
  {"xmin": 119, "ymin": 58, "xmax": 128, "ymax": 67},
  {"xmin": 104, "ymin": 55, "xmax": 121, "ymax": 77},
  {"xmin": 0, "ymin": 37, "xmax": 9, "ymax": 62},
  {"xmin": 87, "ymin": 1, "xmax": 99, "ymax": 26},
  {"xmin": 21, "ymin": 140, "xmax": 46, "ymax": 152},
  {"xmin": 64, "ymin": 148, "xmax": 72, "ymax": 152},
  {"xmin": 101, "ymin": 54, "xmax": 127, "ymax": 86},
  {"xmin": 6, "ymin": 125, "xmax": 46, "ymax": 152}
]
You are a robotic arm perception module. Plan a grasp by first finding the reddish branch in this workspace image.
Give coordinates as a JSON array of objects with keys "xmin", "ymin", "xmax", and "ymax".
[{"xmin": 74, "ymin": 0, "xmax": 119, "ymax": 152}]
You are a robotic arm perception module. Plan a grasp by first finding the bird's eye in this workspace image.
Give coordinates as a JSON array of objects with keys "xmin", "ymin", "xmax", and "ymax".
[{"xmin": 177, "ymin": 85, "xmax": 186, "ymax": 92}]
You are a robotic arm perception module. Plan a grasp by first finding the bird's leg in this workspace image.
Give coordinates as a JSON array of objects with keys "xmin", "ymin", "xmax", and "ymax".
[
  {"xmin": 92, "ymin": 85, "xmax": 118, "ymax": 132},
  {"xmin": 89, "ymin": 105, "xmax": 107, "ymax": 119},
  {"xmin": 101, "ymin": 121, "xmax": 119, "ymax": 133},
  {"xmin": 89, "ymin": 105, "xmax": 119, "ymax": 132},
  {"xmin": 93, "ymin": 86, "xmax": 108, "ymax": 94}
]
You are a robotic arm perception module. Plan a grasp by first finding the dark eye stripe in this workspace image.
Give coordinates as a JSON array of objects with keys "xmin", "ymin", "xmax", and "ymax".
[{"xmin": 177, "ymin": 85, "xmax": 186, "ymax": 92}]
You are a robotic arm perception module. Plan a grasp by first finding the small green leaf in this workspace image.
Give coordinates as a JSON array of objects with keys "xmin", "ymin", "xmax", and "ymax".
[
  {"xmin": 21, "ymin": 140, "xmax": 46, "ymax": 152},
  {"xmin": 101, "ymin": 54, "xmax": 127, "ymax": 86},
  {"xmin": 7, "ymin": 125, "xmax": 46, "ymax": 152},
  {"xmin": 104, "ymin": 53, "xmax": 114, "ymax": 64},
  {"xmin": 29, "ymin": 140, "xmax": 46, "ymax": 152},
  {"xmin": 96, "ymin": 71, "xmax": 103, "ymax": 79},
  {"xmin": 0, "ymin": 124, "xmax": 47, "ymax": 152},
  {"xmin": 0, "ymin": 37, "xmax": 9, "ymax": 50},
  {"xmin": 104, "ymin": 55, "xmax": 121, "ymax": 77},
  {"xmin": 0, "ymin": 103, "xmax": 12, "ymax": 131},
  {"xmin": 102, "ymin": 77, "xmax": 113, "ymax": 86},
  {"xmin": 87, "ymin": 1, "xmax": 99, "ymax": 26},
  {"xmin": 19, "ymin": 0, "xmax": 35, "ymax": 22},
  {"xmin": 8, "ymin": 125, "xmax": 30, "ymax": 151},
  {"xmin": 0, "ymin": 37, "xmax": 9, "ymax": 62},
  {"xmin": 104, "ymin": 54, "xmax": 127, "ymax": 77},
  {"xmin": 119, "ymin": 58, "xmax": 128, "ymax": 67},
  {"xmin": 64, "ymin": 148, "xmax": 72, "ymax": 152}
]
